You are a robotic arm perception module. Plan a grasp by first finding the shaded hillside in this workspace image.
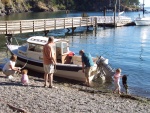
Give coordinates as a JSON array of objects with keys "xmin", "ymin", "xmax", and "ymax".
[
  {"xmin": 0, "ymin": 0, "xmax": 57, "ymax": 16},
  {"xmin": 0, "ymin": 0, "xmax": 141, "ymax": 16}
]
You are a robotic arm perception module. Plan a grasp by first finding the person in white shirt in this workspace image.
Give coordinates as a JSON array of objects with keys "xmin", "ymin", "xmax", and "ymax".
[{"xmin": 3, "ymin": 55, "xmax": 21, "ymax": 79}]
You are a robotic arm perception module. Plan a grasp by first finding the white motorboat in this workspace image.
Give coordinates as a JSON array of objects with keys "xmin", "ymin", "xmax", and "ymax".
[
  {"xmin": 6, "ymin": 36, "xmax": 114, "ymax": 82},
  {"xmin": 134, "ymin": 0, "xmax": 150, "ymax": 26},
  {"xmin": 134, "ymin": 16, "xmax": 150, "ymax": 26}
]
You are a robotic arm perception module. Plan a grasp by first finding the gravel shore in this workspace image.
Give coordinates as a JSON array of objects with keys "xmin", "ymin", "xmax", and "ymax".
[{"xmin": 0, "ymin": 71, "xmax": 150, "ymax": 113}]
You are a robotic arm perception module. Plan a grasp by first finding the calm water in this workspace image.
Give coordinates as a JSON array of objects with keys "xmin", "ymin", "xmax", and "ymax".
[{"xmin": 0, "ymin": 8, "xmax": 150, "ymax": 98}]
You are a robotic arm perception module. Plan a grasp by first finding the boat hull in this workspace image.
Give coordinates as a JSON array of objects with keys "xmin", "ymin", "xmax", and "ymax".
[
  {"xmin": 17, "ymin": 56, "xmax": 88, "ymax": 82},
  {"xmin": 135, "ymin": 18, "xmax": 150, "ymax": 26},
  {"xmin": 7, "ymin": 44, "xmax": 114, "ymax": 83}
]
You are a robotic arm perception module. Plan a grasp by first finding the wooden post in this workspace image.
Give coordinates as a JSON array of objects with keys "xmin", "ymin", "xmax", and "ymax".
[
  {"xmin": 20, "ymin": 21, "xmax": 22, "ymax": 33},
  {"xmin": 90, "ymin": 17, "xmax": 92, "ymax": 25},
  {"xmin": 33, "ymin": 21, "xmax": 35, "ymax": 32},
  {"xmin": 114, "ymin": 0, "xmax": 117, "ymax": 27},
  {"xmin": 72, "ymin": 18, "xmax": 73, "ymax": 28},
  {"xmin": 103, "ymin": 6, "xmax": 106, "ymax": 16},
  {"xmin": 64, "ymin": 19, "xmax": 65, "ymax": 29},
  {"xmin": 80, "ymin": 18, "xmax": 81, "ymax": 27},
  {"xmin": 114, "ymin": 5, "xmax": 116, "ymax": 27},
  {"xmin": 44, "ymin": 20, "xmax": 46, "ymax": 31},
  {"xmin": 94, "ymin": 17, "xmax": 97, "ymax": 37},
  {"xmin": 103, "ymin": 7, "xmax": 106, "ymax": 28},
  {"xmin": 94, "ymin": 17, "xmax": 97, "ymax": 28},
  {"xmin": 6, "ymin": 21, "xmax": 8, "ymax": 34},
  {"xmin": 143, "ymin": 0, "xmax": 145, "ymax": 17},
  {"xmin": 86, "ymin": 17, "xmax": 88, "ymax": 26},
  {"xmin": 54, "ymin": 19, "xmax": 56, "ymax": 30}
]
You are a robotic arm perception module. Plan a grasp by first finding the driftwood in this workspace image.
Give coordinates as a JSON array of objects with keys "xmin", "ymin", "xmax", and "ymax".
[
  {"xmin": 7, "ymin": 103, "xmax": 29, "ymax": 113},
  {"xmin": 0, "ymin": 99, "xmax": 30, "ymax": 113}
]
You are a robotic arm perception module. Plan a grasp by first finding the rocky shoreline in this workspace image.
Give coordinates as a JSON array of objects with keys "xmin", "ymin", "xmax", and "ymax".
[
  {"xmin": 0, "ymin": 0, "xmax": 141, "ymax": 17},
  {"xmin": 0, "ymin": 70, "xmax": 150, "ymax": 113}
]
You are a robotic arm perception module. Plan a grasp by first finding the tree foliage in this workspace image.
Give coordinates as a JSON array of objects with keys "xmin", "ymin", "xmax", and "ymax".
[{"xmin": 0, "ymin": 0, "xmax": 140, "ymax": 11}]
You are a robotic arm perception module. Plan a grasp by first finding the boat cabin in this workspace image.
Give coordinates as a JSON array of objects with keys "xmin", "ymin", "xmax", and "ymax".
[{"xmin": 18, "ymin": 36, "xmax": 75, "ymax": 64}]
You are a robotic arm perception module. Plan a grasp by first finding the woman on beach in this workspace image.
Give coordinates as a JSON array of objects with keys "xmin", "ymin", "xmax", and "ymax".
[
  {"xmin": 2, "ymin": 55, "xmax": 21, "ymax": 79},
  {"xmin": 113, "ymin": 68, "xmax": 122, "ymax": 94}
]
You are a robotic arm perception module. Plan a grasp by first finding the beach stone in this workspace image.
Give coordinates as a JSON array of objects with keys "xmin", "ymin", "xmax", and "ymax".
[{"xmin": 0, "ymin": 72, "xmax": 150, "ymax": 113}]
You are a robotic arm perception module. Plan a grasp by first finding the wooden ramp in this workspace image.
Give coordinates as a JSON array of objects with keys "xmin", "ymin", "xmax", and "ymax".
[
  {"xmin": 0, "ymin": 17, "xmax": 93, "ymax": 34},
  {"xmin": 0, "ymin": 16, "xmax": 133, "ymax": 35}
]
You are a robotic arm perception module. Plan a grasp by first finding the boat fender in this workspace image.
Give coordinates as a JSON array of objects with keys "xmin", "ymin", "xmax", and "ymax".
[{"xmin": 68, "ymin": 51, "xmax": 75, "ymax": 56}]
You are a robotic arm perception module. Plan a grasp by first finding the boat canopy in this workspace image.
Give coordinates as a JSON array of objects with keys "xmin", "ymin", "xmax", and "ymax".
[{"xmin": 27, "ymin": 36, "xmax": 69, "ymax": 45}]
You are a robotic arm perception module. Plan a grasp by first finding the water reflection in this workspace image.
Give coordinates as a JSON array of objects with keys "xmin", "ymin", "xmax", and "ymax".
[
  {"xmin": 140, "ymin": 26, "xmax": 149, "ymax": 44},
  {"xmin": 0, "ymin": 11, "xmax": 67, "ymax": 21},
  {"xmin": 139, "ymin": 27, "xmax": 149, "ymax": 60}
]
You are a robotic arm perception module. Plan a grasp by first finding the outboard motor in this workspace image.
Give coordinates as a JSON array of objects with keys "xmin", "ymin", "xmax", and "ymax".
[
  {"xmin": 96, "ymin": 56, "xmax": 114, "ymax": 81},
  {"xmin": 96, "ymin": 56, "xmax": 108, "ymax": 66}
]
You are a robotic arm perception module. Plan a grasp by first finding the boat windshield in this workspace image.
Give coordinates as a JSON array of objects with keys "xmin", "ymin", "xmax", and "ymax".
[
  {"xmin": 55, "ymin": 42, "xmax": 69, "ymax": 55},
  {"xmin": 62, "ymin": 42, "xmax": 68, "ymax": 54},
  {"xmin": 28, "ymin": 43, "xmax": 43, "ymax": 52}
]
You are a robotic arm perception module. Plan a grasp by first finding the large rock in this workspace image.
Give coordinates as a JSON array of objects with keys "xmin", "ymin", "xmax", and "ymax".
[
  {"xmin": 0, "ymin": 0, "xmax": 29, "ymax": 15},
  {"xmin": 33, "ymin": 1, "xmax": 49, "ymax": 12}
]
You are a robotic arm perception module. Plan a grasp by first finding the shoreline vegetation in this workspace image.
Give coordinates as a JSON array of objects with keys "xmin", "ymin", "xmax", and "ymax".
[
  {"xmin": 0, "ymin": 70, "xmax": 150, "ymax": 112},
  {"xmin": 0, "ymin": 0, "xmax": 142, "ymax": 16}
]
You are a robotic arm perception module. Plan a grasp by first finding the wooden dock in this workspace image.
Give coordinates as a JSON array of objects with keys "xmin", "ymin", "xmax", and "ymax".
[{"xmin": 0, "ymin": 16, "xmax": 133, "ymax": 35}]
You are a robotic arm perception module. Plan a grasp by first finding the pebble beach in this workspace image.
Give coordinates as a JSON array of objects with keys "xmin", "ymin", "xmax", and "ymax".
[{"xmin": 0, "ymin": 71, "xmax": 150, "ymax": 113}]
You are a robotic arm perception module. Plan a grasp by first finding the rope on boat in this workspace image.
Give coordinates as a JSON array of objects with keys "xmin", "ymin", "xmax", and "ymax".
[
  {"xmin": 15, "ymin": 59, "xmax": 28, "ymax": 75},
  {"xmin": 21, "ymin": 59, "xmax": 28, "ymax": 69}
]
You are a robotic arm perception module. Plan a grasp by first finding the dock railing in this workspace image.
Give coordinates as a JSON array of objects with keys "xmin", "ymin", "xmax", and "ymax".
[
  {"xmin": 0, "ymin": 16, "xmax": 132, "ymax": 35},
  {"xmin": 0, "ymin": 17, "xmax": 94, "ymax": 34}
]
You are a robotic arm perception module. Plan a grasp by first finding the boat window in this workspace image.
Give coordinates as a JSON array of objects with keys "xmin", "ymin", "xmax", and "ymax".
[
  {"xmin": 52, "ymin": 44, "xmax": 56, "ymax": 53},
  {"xmin": 56, "ymin": 43, "xmax": 61, "ymax": 47},
  {"xmin": 62, "ymin": 42, "xmax": 68, "ymax": 54},
  {"xmin": 35, "ymin": 45, "xmax": 43, "ymax": 52},
  {"xmin": 29, "ymin": 43, "xmax": 35, "ymax": 51},
  {"xmin": 28, "ymin": 43, "xmax": 43, "ymax": 52}
]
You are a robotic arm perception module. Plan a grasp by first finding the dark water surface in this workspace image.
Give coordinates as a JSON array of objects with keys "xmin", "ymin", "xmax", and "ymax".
[{"xmin": 0, "ymin": 9, "xmax": 150, "ymax": 98}]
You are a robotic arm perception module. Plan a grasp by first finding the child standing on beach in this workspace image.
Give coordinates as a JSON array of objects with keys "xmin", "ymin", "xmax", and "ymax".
[
  {"xmin": 113, "ymin": 68, "xmax": 122, "ymax": 94},
  {"xmin": 21, "ymin": 69, "xmax": 29, "ymax": 85}
]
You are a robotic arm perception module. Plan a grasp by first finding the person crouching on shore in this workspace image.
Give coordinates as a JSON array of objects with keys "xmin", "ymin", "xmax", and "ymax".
[
  {"xmin": 21, "ymin": 69, "xmax": 29, "ymax": 85},
  {"xmin": 2, "ymin": 55, "xmax": 21, "ymax": 80},
  {"xmin": 113, "ymin": 68, "xmax": 122, "ymax": 94}
]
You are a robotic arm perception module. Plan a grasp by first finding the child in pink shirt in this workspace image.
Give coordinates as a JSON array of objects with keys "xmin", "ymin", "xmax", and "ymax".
[
  {"xmin": 21, "ymin": 69, "xmax": 29, "ymax": 85},
  {"xmin": 113, "ymin": 68, "xmax": 122, "ymax": 94}
]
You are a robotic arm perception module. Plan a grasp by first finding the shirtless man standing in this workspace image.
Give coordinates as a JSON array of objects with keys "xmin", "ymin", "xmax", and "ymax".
[{"xmin": 43, "ymin": 36, "xmax": 56, "ymax": 88}]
